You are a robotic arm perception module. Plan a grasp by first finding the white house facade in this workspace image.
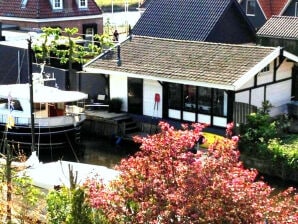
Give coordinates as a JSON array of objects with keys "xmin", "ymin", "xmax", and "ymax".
[{"xmin": 84, "ymin": 36, "xmax": 298, "ymax": 128}]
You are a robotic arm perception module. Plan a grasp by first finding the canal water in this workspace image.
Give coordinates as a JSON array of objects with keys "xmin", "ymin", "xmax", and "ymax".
[
  {"xmin": 79, "ymin": 135, "xmax": 139, "ymax": 168},
  {"xmin": 38, "ymin": 133, "xmax": 297, "ymax": 192}
]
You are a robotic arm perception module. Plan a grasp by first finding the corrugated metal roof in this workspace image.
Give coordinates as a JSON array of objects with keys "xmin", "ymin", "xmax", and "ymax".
[
  {"xmin": 132, "ymin": 0, "xmax": 243, "ymax": 41},
  {"xmin": 257, "ymin": 16, "xmax": 298, "ymax": 39}
]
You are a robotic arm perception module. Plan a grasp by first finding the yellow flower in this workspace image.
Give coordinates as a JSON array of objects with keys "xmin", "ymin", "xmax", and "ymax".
[{"xmin": 6, "ymin": 114, "xmax": 15, "ymax": 129}]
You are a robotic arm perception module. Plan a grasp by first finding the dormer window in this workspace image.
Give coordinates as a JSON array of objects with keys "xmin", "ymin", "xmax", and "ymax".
[
  {"xmin": 21, "ymin": 0, "xmax": 28, "ymax": 8},
  {"xmin": 246, "ymin": 0, "xmax": 256, "ymax": 16},
  {"xmin": 53, "ymin": 0, "xmax": 63, "ymax": 10},
  {"xmin": 260, "ymin": 64, "xmax": 270, "ymax": 73},
  {"xmin": 78, "ymin": 0, "xmax": 88, "ymax": 8}
]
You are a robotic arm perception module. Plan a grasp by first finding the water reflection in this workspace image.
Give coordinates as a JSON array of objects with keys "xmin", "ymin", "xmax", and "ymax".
[{"xmin": 80, "ymin": 135, "xmax": 139, "ymax": 169}]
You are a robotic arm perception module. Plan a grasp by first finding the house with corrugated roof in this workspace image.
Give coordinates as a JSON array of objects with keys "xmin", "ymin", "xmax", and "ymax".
[
  {"xmin": 133, "ymin": 0, "xmax": 255, "ymax": 44},
  {"xmin": 0, "ymin": 0, "xmax": 103, "ymax": 38},
  {"xmin": 238, "ymin": 0, "xmax": 298, "ymax": 30},
  {"xmin": 256, "ymin": 16, "xmax": 298, "ymax": 100},
  {"xmin": 257, "ymin": 16, "xmax": 298, "ymax": 55},
  {"xmin": 83, "ymin": 36, "xmax": 298, "ymax": 128}
]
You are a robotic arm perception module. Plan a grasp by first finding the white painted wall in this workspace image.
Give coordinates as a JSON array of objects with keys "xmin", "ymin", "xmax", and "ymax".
[
  {"xmin": 198, "ymin": 114, "xmax": 211, "ymax": 124},
  {"xmin": 169, "ymin": 109, "xmax": 180, "ymax": 119},
  {"xmin": 213, "ymin": 116, "xmax": 227, "ymax": 127},
  {"xmin": 257, "ymin": 71, "xmax": 273, "ymax": 85},
  {"xmin": 251, "ymin": 87, "xmax": 265, "ymax": 108},
  {"xmin": 110, "ymin": 75, "xmax": 128, "ymax": 111},
  {"xmin": 143, "ymin": 79, "xmax": 162, "ymax": 118},
  {"xmin": 267, "ymin": 80, "xmax": 292, "ymax": 116},
  {"xmin": 235, "ymin": 91, "xmax": 250, "ymax": 104},
  {"xmin": 183, "ymin": 111, "xmax": 196, "ymax": 122},
  {"xmin": 276, "ymin": 61, "xmax": 293, "ymax": 80}
]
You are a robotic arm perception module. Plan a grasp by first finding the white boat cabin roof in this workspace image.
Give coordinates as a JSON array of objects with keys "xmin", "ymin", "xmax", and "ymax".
[{"xmin": 0, "ymin": 83, "xmax": 88, "ymax": 103}]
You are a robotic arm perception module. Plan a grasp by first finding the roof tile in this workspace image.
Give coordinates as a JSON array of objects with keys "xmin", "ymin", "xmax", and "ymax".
[
  {"xmin": 133, "ymin": 0, "xmax": 238, "ymax": 41},
  {"xmin": 257, "ymin": 16, "xmax": 298, "ymax": 39},
  {"xmin": 258, "ymin": 0, "xmax": 289, "ymax": 18},
  {"xmin": 0, "ymin": 0, "xmax": 102, "ymax": 19},
  {"xmin": 87, "ymin": 36, "xmax": 276, "ymax": 88}
]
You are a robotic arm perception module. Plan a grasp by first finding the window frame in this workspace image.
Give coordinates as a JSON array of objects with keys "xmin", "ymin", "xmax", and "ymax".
[
  {"xmin": 78, "ymin": 0, "xmax": 88, "ymax": 8},
  {"xmin": 246, "ymin": 0, "xmax": 256, "ymax": 16},
  {"xmin": 53, "ymin": 0, "xmax": 63, "ymax": 10},
  {"xmin": 260, "ymin": 64, "xmax": 270, "ymax": 73}
]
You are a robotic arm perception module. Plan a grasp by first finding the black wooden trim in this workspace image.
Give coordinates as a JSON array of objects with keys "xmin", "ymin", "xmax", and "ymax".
[
  {"xmin": 180, "ymin": 84, "xmax": 183, "ymax": 120},
  {"xmin": 210, "ymin": 88, "xmax": 214, "ymax": 126},
  {"xmin": 162, "ymin": 83, "xmax": 168, "ymax": 118},
  {"xmin": 273, "ymin": 59, "xmax": 277, "ymax": 82},
  {"xmin": 227, "ymin": 91, "xmax": 235, "ymax": 123},
  {"xmin": 235, "ymin": 76, "xmax": 292, "ymax": 93},
  {"xmin": 254, "ymin": 74, "xmax": 258, "ymax": 87}
]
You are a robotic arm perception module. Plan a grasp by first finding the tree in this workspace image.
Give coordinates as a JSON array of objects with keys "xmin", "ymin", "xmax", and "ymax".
[
  {"xmin": 32, "ymin": 27, "xmax": 114, "ymax": 89},
  {"xmin": 85, "ymin": 121, "xmax": 298, "ymax": 223}
]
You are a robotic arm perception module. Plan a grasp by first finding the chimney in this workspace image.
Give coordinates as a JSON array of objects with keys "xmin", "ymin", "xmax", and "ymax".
[{"xmin": 117, "ymin": 45, "xmax": 122, "ymax": 66}]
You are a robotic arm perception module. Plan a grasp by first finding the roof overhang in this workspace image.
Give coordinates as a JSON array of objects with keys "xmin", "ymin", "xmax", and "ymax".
[
  {"xmin": 84, "ymin": 67, "xmax": 235, "ymax": 91},
  {"xmin": 284, "ymin": 50, "xmax": 298, "ymax": 63},
  {"xmin": 233, "ymin": 47, "xmax": 288, "ymax": 90},
  {"xmin": 279, "ymin": 0, "xmax": 293, "ymax": 15}
]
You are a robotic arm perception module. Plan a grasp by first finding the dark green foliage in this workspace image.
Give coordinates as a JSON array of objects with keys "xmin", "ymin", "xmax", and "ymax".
[{"xmin": 239, "ymin": 112, "xmax": 277, "ymax": 158}]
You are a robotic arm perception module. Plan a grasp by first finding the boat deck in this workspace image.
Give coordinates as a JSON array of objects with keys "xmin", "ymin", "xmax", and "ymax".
[{"xmin": 23, "ymin": 160, "xmax": 119, "ymax": 190}]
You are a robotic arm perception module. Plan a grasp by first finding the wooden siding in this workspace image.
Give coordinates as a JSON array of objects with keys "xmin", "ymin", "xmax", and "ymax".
[{"xmin": 233, "ymin": 102, "xmax": 257, "ymax": 124}]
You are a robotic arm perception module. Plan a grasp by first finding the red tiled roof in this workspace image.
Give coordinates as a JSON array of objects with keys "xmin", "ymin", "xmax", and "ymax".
[
  {"xmin": 258, "ymin": 0, "xmax": 289, "ymax": 19},
  {"xmin": 0, "ymin": 0, "xmax": 102, "ymax": 19}
]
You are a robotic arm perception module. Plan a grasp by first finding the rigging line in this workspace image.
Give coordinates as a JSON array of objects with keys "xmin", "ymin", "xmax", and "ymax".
[
  {"xmin": 17, "ymin": 48, "xmax": 27, "ymax": 83},
  {"xmin": 36, "ymin": 103, "xmax": 42, "ymax": 157},
  {"xmin": 65, "ymin": 132, "xmax": 80, "ymax": 162}
]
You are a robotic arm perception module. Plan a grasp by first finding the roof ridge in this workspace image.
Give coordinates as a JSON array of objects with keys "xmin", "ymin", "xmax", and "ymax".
[{"xmin": 132, "ymin": 35, "xmax": 277, "ymax": 50}]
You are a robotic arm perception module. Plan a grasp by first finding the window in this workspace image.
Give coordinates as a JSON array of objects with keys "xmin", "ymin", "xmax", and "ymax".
[
  {"xmin": 296, "ymin": 2, "xmax": 298, "ymax": 17},
  {"xmin": 21, "ymin": 0, "xmax": 28, "ymax": 8},
  {"xmin": 197, "ymin": 87, "xmax": 211, "ymax": 114},
  {"xmin": 260, "ymin": 64, "xmax": 270, "ymax": 73},
  {"xmin": 168, "ymin": 83, "xmax": 182, "ymax": 110},
  {"xmin": 53, "ymin": 0, "xmax": 62, "ymax": 10},
  {"xmin": 246, "ymin": 0, "xmax": 256, "ymax": 15},
  {"xmin": 184, "ymin": 85, "xmax": 196, "ymax": 112},
  {"xmin": 78, "ymin": 0, "xmax": 88, "ymax": 8},
  {"xmin": 213, "ymin": 89, "xmax": 226, "ymax": 116}
]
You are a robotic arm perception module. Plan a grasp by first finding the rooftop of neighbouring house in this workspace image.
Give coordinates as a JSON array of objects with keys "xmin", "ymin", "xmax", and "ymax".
[
  {"xmin": 132, "ymin": 0, "xmax": 253, "ymax": 41},
  {"xmin": 258, "ymin": 0, "xmax": 289, "ymax": 19},
  {"xmin": 257, "ymin": 16, "xmax": 298, "ymax": 39},
  {"xmin": 0, "ymin": 0, "xmax": 102, "ymax": 19}
]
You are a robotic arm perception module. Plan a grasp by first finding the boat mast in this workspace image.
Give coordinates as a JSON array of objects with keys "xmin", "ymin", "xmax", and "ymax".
[{"xmin": 28, "ymin": 38, "xmax": 35, "ymax": 153}]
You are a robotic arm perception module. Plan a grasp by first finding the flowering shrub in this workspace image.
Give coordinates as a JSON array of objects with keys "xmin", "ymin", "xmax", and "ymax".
[{"xmin": 85, "ymin": 121, "xmax": 298, "ymax": 223}]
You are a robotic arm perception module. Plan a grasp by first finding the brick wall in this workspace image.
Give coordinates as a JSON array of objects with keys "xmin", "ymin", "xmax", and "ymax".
[{"xmin": 2, "ymin": 18, "xmax": 103, "ymax": 35}]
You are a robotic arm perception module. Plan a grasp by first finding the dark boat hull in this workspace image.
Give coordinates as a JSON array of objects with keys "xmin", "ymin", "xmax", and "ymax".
[{"xmin": 0, "ymin": 123, "xmax": 84, "ymax": 160}]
